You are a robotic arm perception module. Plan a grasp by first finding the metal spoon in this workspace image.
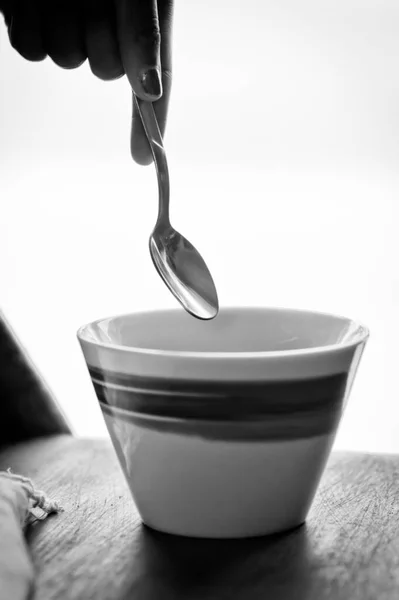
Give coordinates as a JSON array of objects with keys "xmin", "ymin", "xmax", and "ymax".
[{"xmin": 134, "ymin": 96, "xmax": 219, "ymax": 321}]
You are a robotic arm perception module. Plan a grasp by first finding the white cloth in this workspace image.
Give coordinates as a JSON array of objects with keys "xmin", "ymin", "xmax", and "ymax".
[{"xmin": 0, "ymin": 471, "xmax": 62, "ymax": 600}]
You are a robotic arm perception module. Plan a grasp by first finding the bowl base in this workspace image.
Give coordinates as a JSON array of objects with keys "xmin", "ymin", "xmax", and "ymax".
[{"xmin": 141, "ymin": 517, "xmax": 307, "ymax": 540}]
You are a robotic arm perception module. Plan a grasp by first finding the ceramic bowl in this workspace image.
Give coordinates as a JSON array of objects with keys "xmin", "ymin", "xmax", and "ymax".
[{"xmin": 77, "ymin": 307, "xmax": 368, "ymax": 538}]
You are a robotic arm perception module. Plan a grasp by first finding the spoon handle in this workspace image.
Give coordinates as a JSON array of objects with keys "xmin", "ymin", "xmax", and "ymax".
[{"xmin": 134, "ymin": 95, "xmax": 170, "ymax": 226}]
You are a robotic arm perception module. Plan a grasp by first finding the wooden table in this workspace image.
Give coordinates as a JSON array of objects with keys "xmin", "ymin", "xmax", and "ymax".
[{"xmin": 1, "ymin": 435, "xmax": 398, "ymax": 600}]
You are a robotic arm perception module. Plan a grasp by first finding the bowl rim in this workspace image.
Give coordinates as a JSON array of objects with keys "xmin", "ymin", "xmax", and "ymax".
[{"xmin": 76, "ymin": 306, "xmax": 370, "ymax": 360}]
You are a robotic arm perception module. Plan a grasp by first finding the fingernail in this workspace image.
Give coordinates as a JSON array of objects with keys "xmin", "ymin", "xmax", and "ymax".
[{"xmin": 139, "ymin": 68, "xmax": 162, "ymax": 99}]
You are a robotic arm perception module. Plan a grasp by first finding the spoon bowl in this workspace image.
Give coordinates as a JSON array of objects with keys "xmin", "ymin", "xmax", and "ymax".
[
  {"xmin": 135, "ymin": 95, "xmax": 219, "ymax": 320},
  {"xmin": 150, "ymin": 224, "xmax": 219, "ymax": 320}
]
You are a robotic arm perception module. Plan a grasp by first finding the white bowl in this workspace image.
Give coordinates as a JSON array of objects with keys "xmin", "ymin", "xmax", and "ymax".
[{"xmin": 78, "ymin": 307, "xmax": 369, "ymax": 538}]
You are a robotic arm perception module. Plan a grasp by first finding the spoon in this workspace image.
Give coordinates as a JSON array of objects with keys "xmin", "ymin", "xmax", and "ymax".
[{"xmin": 134, "ymin": 96, "xmax": 219, "ymax": 320}]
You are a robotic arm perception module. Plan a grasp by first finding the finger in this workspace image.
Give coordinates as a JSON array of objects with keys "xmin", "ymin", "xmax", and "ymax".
[
  {"xmin": 0, "ymin": 0, "xmax": 12, "ymax": 27},
  {"xmin": 115, "ymin": 0, "xmax": 162, "ymax": 100},
  {"xmin": 42, "ymin": 0, "xmax": 86, "ymax": 69},
  {"xmin": 131, "ymin": 0, "xmax": 173, "ymax": 166},
  {"xmin": 85, "ymin": 0, "xmax": 124, "ymax": 81},
  {"xmin": 8, "ymin": 0, "xmax": 46, "ymax": 62}
]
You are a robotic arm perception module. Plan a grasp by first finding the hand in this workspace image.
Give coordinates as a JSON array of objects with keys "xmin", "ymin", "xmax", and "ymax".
[{"xmin": 0, "ymin": 0, "xmax": 173, "ymax": 165}]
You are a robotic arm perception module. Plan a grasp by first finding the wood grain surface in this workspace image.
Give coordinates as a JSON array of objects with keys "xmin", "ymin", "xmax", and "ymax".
[{"xmin": 0, "ymin": 435, "xmax": 398, "ymax": 600}]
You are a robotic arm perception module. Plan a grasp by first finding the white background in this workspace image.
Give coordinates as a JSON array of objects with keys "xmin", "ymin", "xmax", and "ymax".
[{"xmin": 1, "ymin": 0, "xmax": 398, "ymax": 452}]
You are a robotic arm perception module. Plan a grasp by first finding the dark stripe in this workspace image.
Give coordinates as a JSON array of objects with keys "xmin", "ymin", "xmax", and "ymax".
[
  {"xmin": 88, "ymin": 365, "xmax": 346, "ymax": 401},
  {"xmin": 87, "ymin": 365, "xmax": 348, "ymax": 439},
  {"xmin": 100, "ymin": 402, "xmax": 342, "ymax": 442},
  {"xmin": 91, "ymin": 380, "xmax": 344, "ymax": 421}
]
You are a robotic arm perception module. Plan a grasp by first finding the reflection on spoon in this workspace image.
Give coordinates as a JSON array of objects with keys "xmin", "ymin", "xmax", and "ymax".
[{"xmin": 135, "ymin": 95, "xmax": 219, "ymax": 320}]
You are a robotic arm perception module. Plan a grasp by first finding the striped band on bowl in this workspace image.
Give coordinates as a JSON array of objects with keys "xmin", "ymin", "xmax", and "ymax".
[{"xmin": 88, "ymin": 365, "xmax": 348, "ymax": 440}]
